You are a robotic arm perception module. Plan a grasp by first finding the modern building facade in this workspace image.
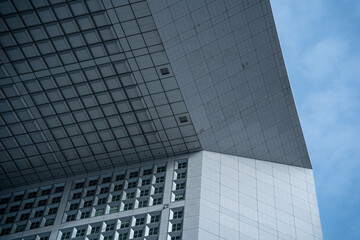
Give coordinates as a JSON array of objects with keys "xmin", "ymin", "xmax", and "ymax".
[{"xmin": 0, "ymin": 0, "xmax": 322, "ymax": 239}]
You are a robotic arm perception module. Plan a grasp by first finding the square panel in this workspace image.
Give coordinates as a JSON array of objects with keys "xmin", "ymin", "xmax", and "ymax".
[{"xmin": 0, "ymin": 0, "xmax": 200, "ymax": 190}]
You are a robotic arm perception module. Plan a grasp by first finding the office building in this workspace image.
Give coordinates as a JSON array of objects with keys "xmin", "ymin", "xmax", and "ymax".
[{"xmin": 0, "ymin": 0, "xmax": 323, "ymax": 239}]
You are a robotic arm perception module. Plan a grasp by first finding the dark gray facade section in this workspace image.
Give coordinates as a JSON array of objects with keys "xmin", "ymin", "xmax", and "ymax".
[
  {"xmin": 148, "ymin": 0, "xmax": 311, "ymax": 169},
  {"xmin": 0, "ymin": 0, "xmax": 312, "ymax": 190},
  {"xmin": 0, "ymin": 0, "xmax": 200, "ymax": 190}
]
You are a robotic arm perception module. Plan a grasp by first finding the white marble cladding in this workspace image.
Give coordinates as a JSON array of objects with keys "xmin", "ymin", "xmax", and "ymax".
[{"xmin": 183, "ymin": 151, "xmax": 322, "ymax": 240}]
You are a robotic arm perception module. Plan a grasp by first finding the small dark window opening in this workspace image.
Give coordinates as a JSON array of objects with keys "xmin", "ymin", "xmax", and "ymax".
[
  {"xmin": 160, "ymin": 68, "xmax": 170, "ymax": 75},
  {"xmin": 179, "ymin": 116, "xmax": 188, "ymax": 123}
]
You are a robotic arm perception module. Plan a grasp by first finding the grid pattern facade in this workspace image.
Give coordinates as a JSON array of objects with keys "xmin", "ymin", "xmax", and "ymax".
[
  {"xmin": 58, "ymin": 211, "xmax": 161, "ymax": 240},
  {"xmin": 63, "ymin": 162, "xmax": 168, "ymax": 222},
  {"xmin": 182, "ymin": 151, "xmax": 322, "ymax": 240},
  {"xmin": 0, "ymin": 0, "xmax": 315, "ymax": 192},
  {"xmin": 171, "ymin": 160, "xmax": 187, "ymax": 203},
  {"xmin": 13, "ymin": 231, "xmax": 51, "ymax": 240},
  {"xmin": 0, "ymin": 156, "xmax": 188, "ymax": 240},
  {"xmin": 0, "ymin": 0, "xmax": 322, "ymax": 238},
  {"xmin": 167, "ymin": 207, "xmax": 184, "ymax": 240},
  {"xmin": 0, "ymin": 0, "xmax": 200, "ymax": 190},
  {"xmin": 0, "ymin": 182, "xmax": 64, "ymax": 236},
  {"xmin": 147, "ymin": 0, "xmax": 311, "ymax": 168}
]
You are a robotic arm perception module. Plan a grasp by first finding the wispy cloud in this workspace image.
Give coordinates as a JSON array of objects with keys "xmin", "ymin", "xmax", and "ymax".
[
  {"xmin": 300, "ymin": 38, "xmax": 348, "ymax": 83},
  {"xmin": 302, "ymin": 84, "xmax": 360, "ymax": 188},
  {"xmin": 271, "ymin": 1, "xmax": 325, "ymax": 55}
]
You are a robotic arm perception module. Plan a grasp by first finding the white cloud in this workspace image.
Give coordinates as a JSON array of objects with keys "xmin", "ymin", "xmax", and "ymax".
[
  {"xmin": 300, "ymin": 38, "xmax": 348, "ymax": 83},
  {"xmin": 298, "ymin": 36, "xmax": 360, "ymax": 200},
  {"xmin": 271, "ymin": 0, "xmax": 325, "ymax": 54},
  {"xmin": 302, "ymin": 85, "xmax": 360, "ymax": 198}
]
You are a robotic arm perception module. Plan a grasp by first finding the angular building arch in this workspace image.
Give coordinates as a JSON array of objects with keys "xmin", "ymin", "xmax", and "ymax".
[{"xmin": 0, "ymin": 0, "xmax": 322, "ymax": 239}]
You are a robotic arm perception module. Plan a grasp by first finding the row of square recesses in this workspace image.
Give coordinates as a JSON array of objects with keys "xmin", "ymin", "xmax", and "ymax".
[{"xmin": 58, "ymin": 207, "xmax": 184, "ymax": 240}]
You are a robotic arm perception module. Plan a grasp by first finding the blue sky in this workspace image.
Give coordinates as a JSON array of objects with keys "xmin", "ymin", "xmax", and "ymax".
[{"xmin": 271, "ymin": 0, "xmax": 360, "ymax": 239}]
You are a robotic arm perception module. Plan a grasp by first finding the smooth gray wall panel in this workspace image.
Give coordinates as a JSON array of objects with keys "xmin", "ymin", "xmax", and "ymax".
[{"xmin": 148, "ymin": 0, "xmax": 311, "ymax": 169}]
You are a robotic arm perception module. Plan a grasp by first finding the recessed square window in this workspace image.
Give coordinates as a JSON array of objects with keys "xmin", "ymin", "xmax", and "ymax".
[
  {"xmin": 61, "ymin": 19, "xmax": 79, "ymax": 34},
  {"xmin": 160, "ymin": 67, "xmax": 170, "ymax": 75},
  {"xmin": 29, "ymin": 26, "xmax": 47, "ymax": 41},
  {"xmin": 45, "ymin": 22, "xmax": 63, "ymax": 37}
]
